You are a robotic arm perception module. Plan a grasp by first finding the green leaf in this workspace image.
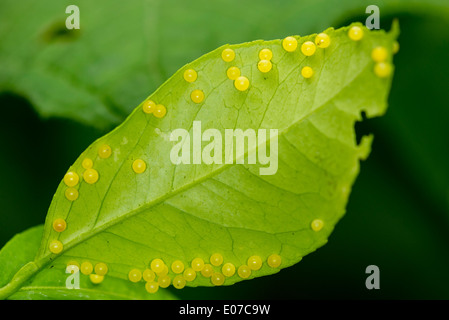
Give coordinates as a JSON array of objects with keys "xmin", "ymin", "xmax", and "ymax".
[
  {"xmin": 0, "ymin": 0, "xmax": 444, "ymax": 129},
  {"xmin": 0, "ymin": 225, "xmax": 177, "ymax": 300},
  {"xmin": 0, "ymin": 22, "xmax": 398, "ymax": 299}
]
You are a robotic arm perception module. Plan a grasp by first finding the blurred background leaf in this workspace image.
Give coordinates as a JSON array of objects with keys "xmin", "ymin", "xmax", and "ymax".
[{"xmin": 0, "ymin": 0, "xmax": 448, "ymax": 299}]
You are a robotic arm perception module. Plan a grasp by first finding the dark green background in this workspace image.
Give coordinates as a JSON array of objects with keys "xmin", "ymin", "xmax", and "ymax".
[{"xmin": 1, "ymin": 0, "xmax": 448, "ymax": 299}]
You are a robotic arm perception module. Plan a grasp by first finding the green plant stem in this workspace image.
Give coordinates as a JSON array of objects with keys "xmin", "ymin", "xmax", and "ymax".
[{"xmin": 0, "ymin": 261, "xmax": 38, "ymax": 300}]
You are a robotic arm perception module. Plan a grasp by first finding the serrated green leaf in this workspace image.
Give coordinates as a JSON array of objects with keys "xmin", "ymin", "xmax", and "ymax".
[{"xmin": 0, "ymin": 22, "xmax": 398, "ymax": 299}]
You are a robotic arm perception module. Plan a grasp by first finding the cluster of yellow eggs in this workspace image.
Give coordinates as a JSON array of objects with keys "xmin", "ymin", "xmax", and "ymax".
[{"xmin": 124, "ymin": 253, "xmax": 283, "ymax": 294}]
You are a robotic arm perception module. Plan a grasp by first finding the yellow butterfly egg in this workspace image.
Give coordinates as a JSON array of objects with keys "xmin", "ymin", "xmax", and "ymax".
[
  {"xmin": 183, "ymin": 268, "xmax": 196, "ymax": 282},
  {"xmin": 371, "ymin": 46, "xmax": 388, "ymax": 62},
  {"xmin": 315, "ymin": 33, "xmax": 331, "ymax": 48},
  {"xmin": 95, "ymin": 263, "xmax": 108, "ymax": 276},
  {"xmin": 89, "ymin": 274, "xmax": 104, "ymax": 284},
  {"xmin": 52, "ymin": 218, "xmax": 67, "ymax": 232},
  {"xmin": 156, "ymin": 265, "xmax": 169, "ymax": 277},
  {"xmin": 98, "ymin": 144, "xmax": 112, "ymax": 159},
  {"xmin": 226, "ymin": 66, "xmax": 241, "ymax": 80},
  {"xmin": 190, "ymin": 89, "xmax": 205, "ymax": 104},
  {"xmin": 201, "ymin": 264, "xmax": 214, "ymax": 278},
  {"xmin": 237, "ymin": 265, "xmax": 251, "ymax": 279},
  {"xmin": 128, "ymin": 269, "xmax": 142, "ymax": 282},
  {"xmin": 158, "ymin": 275, "xmax": 171, "ymax": 288},
  {"xmin": 82, "ymin": 158, "xmax": 93, "ymax": 169},
  {"xmin": 348, "ymin": 26, "xmax": 364, "ymax": 41},
  {"xmin": 142, "ymin": 100, "xmax": 156, "ymax": 114},
  {"xmin": 311, "ymin": 219, "xmax": 324, "ymax": 232},
  {"xmin": 301, "ymin": 66, "xmax": 314, "ymax": 79},
  {"xmin": 191, "ymin": 257, "xmax": 205, "ymax": 271},
  {"xmin": 49, "ymin": 240, "xmax": 63, "ymax": 254},
  {"xmin": 83, "ymin": 168, "xmax": 99, "ymax": 184},
  {"xmin": 65, "ymin": 187, "xmax": 79, "ymax": 201},
  {"xmin": 247, "ymin": 256, "xmax": 262, "ymax": 271},
  {"xmin": 210, "ymin": 253, "xmax": 223, "ymax": 266},
  {"xmin": 143, "ymin": 269, "xmax": 156, "ymax": 282},
  {"xmin": 221, "ymin": 48, "xmax": 235, "ymax": 62},
  {"xmin": 80, "ymin": 261, "xmax": 93, "ymax": 275},
  {"xmin": 301, "ymin": 41, "xmax": 316, "ymax": 56},
  {"xmin": 267, "ymin": 254, "xmax": 282, "ymax": 268},
  {"xmin": 234, "ymin": 76, "xmax": 250, "ymax": 91},
  {"xmin": 67, "ymin": 260, "xmax": 80, "ymax": 269},
  {"xmin": 211, "ymin": 272, "xmax": 225, "ymax": 286},
  {"xmin": 374, "ymin": 62, "xmax": 392, "ymax": 78},
  {"xmin": 132, "ymin": 159, "xmax": 146, "ymax": 174},
  {"xmin": 222, "ymin": 263, "xmax": 236, "ymax": 277},
  {"xmin": 173, "ymin": 275, "xmax": 187, "ymax": 289},
  {"xmin": 257, "ymin": 59, "xmax": 272, "ymax": 73},
  {"xmin": 154, "ymin": 104, "xmax": 167, "ymax": 118},
  {"xmin": 151, "ymin": 258, "xmax": 165, "ymax": 273},
  {"xmin": 393, "ymin": 41, "xmax": 400, "ymax": 54},
  {"xmin": 183, "ymin": 68, "xmax": 198, "ymax": 83},
  {"xmin": 259, "ymin": 48, "xmax": 273, "ymax": 61},
  {"xmin": 171, "ymin": 260, "xmax": 185, "ymax": 274},
  {"xmin": 145, "ymin": 281, "xmax": 159, "ymax": 294},
  {"xmin": 282, "ymin": 36, "xmax": 298, "ymax": 52},
  {"xmin": 63, "ymin": 171, "xmax": 79, "ymax": 187}
]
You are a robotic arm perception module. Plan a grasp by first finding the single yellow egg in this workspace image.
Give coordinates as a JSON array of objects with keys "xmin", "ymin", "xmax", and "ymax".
[
  {"xmin": 65, "ymin": 187, "xmax": 79, "ymax": 201},
  {"xmin": 301, "ymin": 66, "xmax": 314, "ymax": 79},
  {"xmin": 201, "ymin": 264, "xmax": 214, "ymax": 278},
  {"xmin": 393, "ymin": 41, "xmax": 400, "ymax": 54},
  {"xmin": 95, "ymin": 263, "xmax": 108, "ymax": 276},
  {"xmin": 267, "ymin": 254, "xmax": 282, "ymax": 268},
  {"xmin": 191, "ymin": 257, "xmax": 205, "ymax": 271},
  {"xmin": 80, "ymin": 261, "xmax": 93, "ymax": 275},
  {"xmin": 259, "ymin": 48, "xmax": 273, "ymax": 61},
  {"xmin": 183, "ymin": 68, "xmax": 198, "ymax": 83},
  {"xmin": 311, "ymin": 219, "xmax": 324, "ymax": 231},
  {"xmin": 371, "ymin": 46, "xmax": 388, "ymax": 62},
  {"xmin": 151, "ymin": 258, "xmax": 165, "ymax": 274},
  {"xmin": 154, "ymin": 104, "xmax": 167, "ymax": 118},
  {"xmin": 128, "ymin": 269, "xmax": 142, "ymax": 282},
  {"xmin": 82, "ymin": 158, "xmax": 93, "ymax": 169},
  {"xmin": 173, "ymin": 275, "xmax": 187, "ymax": 289},
  {"xmin": 315, "ymin": 33, "xmax": 331, "ymax": 48},
  {"xmin": 282, "ymin": 36, "xmax": 298, "ymax": 52},
  {"xmin": 171, "ymin": 260, "xmax": 185, "ymax": 274},
  {"xmin": 145, "ymin": 281, "xmax": 159, "ymax": 294},
  {"xmin": 64, "ymin": 171, "xmax": 79, "ymax": 187},
  {"xmin": 234, "ymin": 76, "xmax": 250, "ymax": 91},
  {"xmin": 190, "ymin": 89, "xmax": 205, "ymax": 104},
  {"xmin": 226, "ymin": 66, "xmax": 241, "ymax": 80},
  {"xmin": 158, "ymin": 275, "xmax": 171, "ymax": 288},
  {"xmin": 301, "ymin": 41, "xmax": 316, "ymax": 56},
  {"xmin": 222, "ymin": 263, "xmax": 236, "ymax": 277},
  {"xmin": 49, "ymin": 240, "xmax": 63, "ymax": 254},
  {"xmin": 210, "ymin": 253, "xmax": 223, "ymax": 266},
  {"xmin": 183, "ymin": 268, "xmax": 196, "ymax": 282},
  {"xmin": 374, "ymin": 62, "xmax": 392, "ymax": 78},
  {"xmin": 237, "ymin": 265, "xmax": 251, "ymax": 279},
  {"xmin": 143, "ymin": 269, "xmax": 156, "ymax": 282},
  {"xmin": 67, "ymin": 260, "xmax": 80, "ymax": 269},
  {"xmin": 132, "ymin": 159, "xmax": 146, "ymax": 174},
  {"xmin": 221, "ymin": 48, "xmax": 235, "ymax": 62},
  {"xmin": 98, "ymin": 144, "xmax": 112, "ymax": 159},
  {"xmin": 257, "ymin": 59, "xmax": 272, "ymax": 73},
  {"xmin": 52, "ymin": 218, "xmax": 67, "ymax": 232},
  {"xmin": 211, "ymin": 272, "xmax": 225, "ymax": 286},
  {"xmin": 83, "ymin": 168, "xmax": 99, "ymax": 184},
  {"xmin": 247, "ymin": 256, "xmax": 262, "ymax": 271},
  {"xmin": 89, "ymin": 274, "xmax": 104, "ymax": 284},
  {"xmin": 348, "ymin": 26, "xmax": 364, "ymax": 41},
  {"xmin": 142, "ymin": 100, "xmax": 156, "ymax": 114}
]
